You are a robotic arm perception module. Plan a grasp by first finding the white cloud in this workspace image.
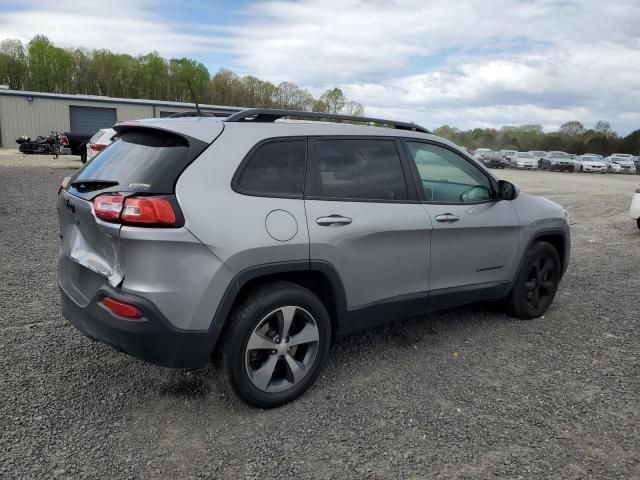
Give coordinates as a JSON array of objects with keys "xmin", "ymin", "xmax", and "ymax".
[{"xmin": 1, "ymin": 0, "xmax": 639, "ymax": 133}]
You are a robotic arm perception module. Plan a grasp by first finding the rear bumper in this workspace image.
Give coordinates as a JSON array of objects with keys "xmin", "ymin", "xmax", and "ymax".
[{"xmin": 60, "ymin": 283, "xmax": 220, "ymax": 369}]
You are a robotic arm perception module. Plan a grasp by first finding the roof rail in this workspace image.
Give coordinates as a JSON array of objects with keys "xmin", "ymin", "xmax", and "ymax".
[
  {"xmin": 167, "ymin": 111, "xmax": 230, "ymax": 118},
  {"xmin": 224, "ymin": 108, "xmax": 430, "ymax": 134}
]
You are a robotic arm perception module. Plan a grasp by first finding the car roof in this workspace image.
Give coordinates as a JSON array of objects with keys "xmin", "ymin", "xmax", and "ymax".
[{"xmin": 119, "ymin": 116, "xmax": 458, "ymax": 150}]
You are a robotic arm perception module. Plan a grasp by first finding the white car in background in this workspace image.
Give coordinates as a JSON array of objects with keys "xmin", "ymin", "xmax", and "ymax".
[
  {"xmin": 511, "ymin": 151, "xmax": 538, "ymax": 170},
  {"xmin": 604, "ymin": 154, "xmax": 636, "ymax": 174},
  {"xmin": 577, "ymin": 155, "xmax": 607, "ymax": 173},
  {"xmin": 500, "ymin": 149, "xmax": 517, "ymax": 161},
  {"xmin": 86, "ymin": 128, "xmax": 116, "ymax": 163},
  {"xmin": 630, "ymin": 185, "xmax": 640, "ymax": 230},
  {"xmin": 474, "ymin": 148, "xmax": 491, "ymax": 162}
]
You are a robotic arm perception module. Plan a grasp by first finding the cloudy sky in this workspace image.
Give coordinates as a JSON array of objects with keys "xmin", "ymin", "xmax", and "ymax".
[{"xmin": 1, "ymin": 0, "xmax": 639, "ymax": 134}]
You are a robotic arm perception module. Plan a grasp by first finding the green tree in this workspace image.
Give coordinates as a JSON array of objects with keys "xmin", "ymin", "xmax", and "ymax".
[
  {"xmin": 320, "ymin": 87, "xmax": 346, "ymax": 114},
  {"xmin": 0, "ymin": 39, "xmax": 27, "ymax": 89}
]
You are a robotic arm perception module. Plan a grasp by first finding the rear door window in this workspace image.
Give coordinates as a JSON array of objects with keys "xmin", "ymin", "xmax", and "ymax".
[
  {"xmin": 307, "ymin": 138, "xmax": 408, "ymax": 201},
  {"xmin": 70, "ymin": 128, "xmax": 200, "ymax": 198},
  {"xmin": 234, "ymin": 139, "xmax": 307, "ymax": 197}
]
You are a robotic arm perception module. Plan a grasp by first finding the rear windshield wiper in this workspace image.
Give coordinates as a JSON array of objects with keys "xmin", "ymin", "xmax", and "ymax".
[{"xmin": 70, "ymin": 179, "xmax": 119, "ymax": 192}]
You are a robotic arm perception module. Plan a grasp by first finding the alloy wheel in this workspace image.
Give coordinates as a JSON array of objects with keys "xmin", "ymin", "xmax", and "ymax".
[
  {"xmin": 245, "ymin": 306, "xmax": 320, "ymax": 393},
  {"xmin": 523, "ymin": 254, "xmax": 557, "ymax": 310}
]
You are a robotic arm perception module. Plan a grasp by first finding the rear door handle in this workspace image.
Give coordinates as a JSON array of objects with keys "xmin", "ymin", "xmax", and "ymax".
[
  {"xmin": 316, "ymin": 215, "xmax": 352, "ymax": 226},
  {"xmin": 435, "ymin": 213, "xmax": 460, "ymax": 223}
]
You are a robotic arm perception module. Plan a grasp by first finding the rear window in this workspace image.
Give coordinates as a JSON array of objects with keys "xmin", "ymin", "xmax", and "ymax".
[
  {"xmin": 88, "ymin": 130, "xmax": 104, "ymax": 143},
  {"xmin": 71, "ymin": 129, "xmax": 191, "ymax": 195}
]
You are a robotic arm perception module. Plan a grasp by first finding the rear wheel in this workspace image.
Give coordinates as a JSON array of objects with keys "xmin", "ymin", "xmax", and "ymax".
[
  {"xmin": 218, "ymin": 282, "xmax": 331, "ymax": 408},
  {"xmin": 80, "ymin": 151, "xmax": 87, "ymax": 164},
  {"xmin": 505, "ymin": 241, "xmax": 561, "ymax": 319},
  {"xmin": 637, "ymin": 219, "xmax": 640, "ymax": 230}
]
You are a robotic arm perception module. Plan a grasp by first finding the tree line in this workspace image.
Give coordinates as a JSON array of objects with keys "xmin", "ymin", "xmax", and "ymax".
[
  {"xmin": 0, "ymin": 36, "xmax": 364, "ymax": 115},
  {"xmin": 434, "ymin": 121, "xmax": 640, "ymax": 156}
]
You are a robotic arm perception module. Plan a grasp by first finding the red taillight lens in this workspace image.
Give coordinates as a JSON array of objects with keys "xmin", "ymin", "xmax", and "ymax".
[
  {"xmin": 93, "ymin": 194, "xmax": 124, "ymax": 221},
  {"xmin": 121, "ymin": 197, "xmax": 176, "ymax": 225},
  {"xmin": 101, "ymin": 296, "xmax": 143, "ymax": 319},
  {"xmin": 93, "ymin": 194, "xmax": 177, "ymax": 226},
  {"xmin": 58, "ymin": 176, "xmax": 71, "ymax": 194},
  {"xmin": 62, "ymin": 135, "xmax": 69, "ymax": 146},
  {"xmin": 89, "ymin": 143, "xmax": 107, "ymax": 151}
]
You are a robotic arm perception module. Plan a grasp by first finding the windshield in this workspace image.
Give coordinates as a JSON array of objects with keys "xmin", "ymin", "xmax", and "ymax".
[
  {"xmin": 517, "ymin": 152, "xmax": 533, "ymax": 158},
  {"xmin": 550, "ymin": 152, "xmax": 570, "ymax": 158},
  {"xmin": 530, "ymin": 151, "xmax": 546, "ymax": 156},
  {"xmin": 581, "ymin": 156, "xmax": 599, "ymax": 162}
]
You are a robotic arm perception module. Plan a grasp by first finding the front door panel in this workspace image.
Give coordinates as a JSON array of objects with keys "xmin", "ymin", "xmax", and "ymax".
[{"xmin": 422, "ymin": 201, "xmax": 519, "ymax": 291}]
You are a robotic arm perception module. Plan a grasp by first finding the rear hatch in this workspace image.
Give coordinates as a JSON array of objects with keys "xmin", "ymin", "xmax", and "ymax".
[{"xmin": 58, "ymin": 122, "xmax": 220, "ymax": 303}]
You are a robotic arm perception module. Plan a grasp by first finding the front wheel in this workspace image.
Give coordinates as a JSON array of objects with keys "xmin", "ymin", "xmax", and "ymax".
[
  {"xmin": 505, "ymin": 241, "xmax": 561, "ymax": 319},
  {"xmin": 218, "ymin": 282, "xmax": 332, "ymax": 408}
]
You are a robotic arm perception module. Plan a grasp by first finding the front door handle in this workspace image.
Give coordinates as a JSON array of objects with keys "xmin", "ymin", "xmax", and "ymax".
[
  {"xmin": 435, "ymin": 213, "xmax": 460, "ymax": 223},
  {"xmin": 317, "ymin": 215, "xmax": 352, "ymax": 226}
]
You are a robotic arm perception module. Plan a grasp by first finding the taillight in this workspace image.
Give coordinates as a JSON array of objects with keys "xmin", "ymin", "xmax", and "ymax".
[
  {"xmin": 94, "ymin": 194, "xmax": 124, "ymax": 221},
  {"xmin": 89, "ymin": 143, "xmax": 107, "ymax": 151},
  {"xmin": 62, "ymin": 135, "xmax": 69, "ymax": 146},
  {"xmin": 121, "ymin": 197, "xmax": 176, "ymax": 225},
  {"xmin": 101, "ymin": 296, "xmax": 143, "ymax": 319},
  {"xmin": 93, "ymin": 194, "xmax": 177, "ymax": 226},
  {"xmin": 58, "ymin": 176, "xmax": 71, "ymax": 195}
]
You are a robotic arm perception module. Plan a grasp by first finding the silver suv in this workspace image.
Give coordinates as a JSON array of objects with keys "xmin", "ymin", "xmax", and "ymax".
[{"xmin": 57, "ymin": 109, "xmax": 570, "ymax": 407}]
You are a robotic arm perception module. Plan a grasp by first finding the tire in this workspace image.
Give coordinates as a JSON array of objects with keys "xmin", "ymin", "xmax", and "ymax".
[
  {"xmin": 80, "ymin": 151, "xmax": 87, "ymax": 164},
  {"xmin": 637, "ymin": 219, "xmax": 640, "ymax": 230},
  {"xmin": 218, "ymin": 281, "xmax": 332, "ymax": 408},
  {"xmin": 579, "ymin": 166, "xmax": 584, "ymax": 172},
  {"xmin": 505, "ymin": 241, "xmax": 562, "ymax": 319}
]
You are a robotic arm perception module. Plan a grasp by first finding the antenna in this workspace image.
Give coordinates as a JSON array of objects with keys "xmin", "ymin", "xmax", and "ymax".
[{"xmin": 186, "ymin": 80, "xmax": 203, "ymax": 117}]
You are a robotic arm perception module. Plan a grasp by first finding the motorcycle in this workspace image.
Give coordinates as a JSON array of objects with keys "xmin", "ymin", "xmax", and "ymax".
[{"xmin": 16, "ymin": 131, "xmax": 67, "ymax": 158}]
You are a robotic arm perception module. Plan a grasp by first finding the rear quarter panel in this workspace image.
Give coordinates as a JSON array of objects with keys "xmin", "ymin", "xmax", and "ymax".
[{"xmin": 176, "ymin": 125, "xmax": 310, "ymax": 274}]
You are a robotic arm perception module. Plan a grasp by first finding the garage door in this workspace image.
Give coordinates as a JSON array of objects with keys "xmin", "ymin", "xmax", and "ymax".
[{"xmin": 69, "ymin": 106, "xmax": 117, "ymax": 135}]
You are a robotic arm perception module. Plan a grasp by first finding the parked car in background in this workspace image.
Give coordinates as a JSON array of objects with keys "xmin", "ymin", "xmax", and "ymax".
[
  {"xmin": 604, "ymin": 155, "xmax": 636, "ymax": 174},
  {"xmin": 541, "ymin": 151, "xmax": 575, "ymax": 172},
  {"xmin": 482, "ymin": 150, "xmax": 509, "ymax": 168},
  {"xmin": 511, "ymin": 152, "xmax": 538, "ymax": 170},
  {"xmin": 528, "ymin": 150, "xmax": 547, "ymax": 168},
  {"xmin": 584, "ymin": 153, "xmax": 604, "ymax": 161},
  {"xmin": 500, "ymin": 150, "xmax": 517, "ymax": 161},
  {"xmin": 577, "ymin": 155, "xmax": 607, "ymax": 173},
  {"xmin": 474, "ymin": 148, "xmax": 491, "ymax": 162},
  {"xmin": 630, "ymin": 185, "xmax": 640, "ymax": 229},
  {"xmin": 85, "ymin": 128, "xmax": 116, "ymax": 164},
  {"xmin": 56, "ymin": 109, "xmax": 571, "ymax": 407}
]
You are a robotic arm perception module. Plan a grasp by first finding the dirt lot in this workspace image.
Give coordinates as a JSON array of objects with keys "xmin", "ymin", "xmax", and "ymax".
[{"xmin": 1, "ymin": 150, "xmax": 639, "ymax": 479}]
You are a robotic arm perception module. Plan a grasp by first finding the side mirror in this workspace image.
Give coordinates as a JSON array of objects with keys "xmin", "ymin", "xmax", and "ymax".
[{"xmin": 498, "ymin": 180, "xmax": 519, "ymax": 200}]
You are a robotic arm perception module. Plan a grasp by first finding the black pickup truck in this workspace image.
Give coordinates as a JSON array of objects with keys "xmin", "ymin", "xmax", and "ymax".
[{"xmin": 64, "ymin": 131, "xmax": 92, "ymax": 163}]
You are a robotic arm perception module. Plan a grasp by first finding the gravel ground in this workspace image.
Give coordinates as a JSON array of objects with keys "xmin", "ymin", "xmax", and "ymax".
[{"xmin": 1, "ymin": 150, "xmax": 639, "ymax": 479}]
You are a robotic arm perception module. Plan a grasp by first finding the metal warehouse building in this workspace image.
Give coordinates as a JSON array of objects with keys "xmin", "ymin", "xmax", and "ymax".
[{"xmin": 0, "ymin": 88, "xmax": 240, "ymax": 147}]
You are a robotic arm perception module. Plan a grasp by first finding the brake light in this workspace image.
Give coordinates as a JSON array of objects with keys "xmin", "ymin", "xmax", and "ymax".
[
  {"xmin": 58, "ymin": 176, "xmax": 71, "ymax": 195},
  {"xmin": 62, "ymin": 135, "xmax": 69, "ymax": 146},
  {"xmin": 93, "ymin": 194, "xmax": 124, "ymax": 221},
  {"xmin": 93, "ymin": 194, "xmax": 177, "ymax": 226},
  {"xmin": 89, "ymin": 143, "xmax": 107, "ymax": 151},
  {"xmin": 121, "ymin": 197, "xmax": 176, "ymax": 225},
  {"xmin": 101, "ymin": 296, "xmax": 143, "ymax": 319}
]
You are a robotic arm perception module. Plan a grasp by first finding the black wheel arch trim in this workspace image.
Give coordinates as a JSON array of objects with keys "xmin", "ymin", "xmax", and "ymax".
[{"xmin": 513, "ymin": 228, "xmax": 570, "ymax": 285}]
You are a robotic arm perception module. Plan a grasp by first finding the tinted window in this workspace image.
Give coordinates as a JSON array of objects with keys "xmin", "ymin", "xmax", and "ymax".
[
  {"xmin": 310, "ymin": 139, "xmax": 408, "ymax": 201},
  {"xmin": 236, "ymin": 139, "xmax": 306, "ymax": 196},
  {"xmin": 71, "ymin": 129, "xmax": 192, "ymax": 196},
  {"xmin": 407, "ymin": 142, "xmax": 492, "ymax": 203}
]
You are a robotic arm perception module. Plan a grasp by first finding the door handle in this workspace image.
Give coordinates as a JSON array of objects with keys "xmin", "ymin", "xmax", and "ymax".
[
  {"xmin": 434, "ymin": 213, "xmax": 460, "ymax": 223},
  {"xmin": 316, "ymin": 215, "xmax": 352, "ymax": 226}
]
